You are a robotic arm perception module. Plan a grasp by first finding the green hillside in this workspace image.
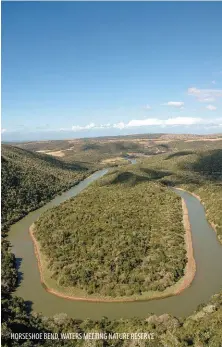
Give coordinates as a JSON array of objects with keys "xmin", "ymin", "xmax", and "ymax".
[
  {"xmin": 1, "ymin": 145, "xmax": 91, "ymax": 231},
  {"xmin": 136, "ymin": 148, "xmax": 222, "ymax": 242}
]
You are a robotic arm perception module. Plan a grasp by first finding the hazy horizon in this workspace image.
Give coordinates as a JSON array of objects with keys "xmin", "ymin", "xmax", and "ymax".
[{"xmin": 2, "ymin": 129, "xmax": 222, "ymax": 144}]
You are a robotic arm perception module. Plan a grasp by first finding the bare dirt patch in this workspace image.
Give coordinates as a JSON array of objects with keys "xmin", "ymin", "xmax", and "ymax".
[
  {"xmin": 44, "ymin": 151, "xmax": 65, "ymax": 157},
  {"xmin": 36, "ymin": 150, "xmax": 49, "ymax": 153},
  {"xmin": 101, "ymin": 157, "xmax": 127, "ymax": 164}
]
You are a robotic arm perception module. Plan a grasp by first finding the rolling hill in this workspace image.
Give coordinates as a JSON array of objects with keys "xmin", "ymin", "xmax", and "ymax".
[{"xmin": 1, "ymin": 145, "xmax": 91, "ymax": 231}]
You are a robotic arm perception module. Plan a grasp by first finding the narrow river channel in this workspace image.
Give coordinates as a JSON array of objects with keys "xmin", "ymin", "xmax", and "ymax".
[{"xmin": 8, "ymin": 168, "xmax": 222, "ymax": 319}]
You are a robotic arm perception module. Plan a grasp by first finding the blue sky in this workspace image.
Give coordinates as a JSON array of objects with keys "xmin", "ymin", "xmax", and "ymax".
[{"xmin": 2, "ymin": 2, "xmax": 222, "ymax": 141}]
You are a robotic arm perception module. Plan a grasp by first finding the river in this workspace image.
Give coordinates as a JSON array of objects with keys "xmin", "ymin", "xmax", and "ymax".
[{"xmin": 8, "ymin": 168, "xmax": 222, "ymax": 319}]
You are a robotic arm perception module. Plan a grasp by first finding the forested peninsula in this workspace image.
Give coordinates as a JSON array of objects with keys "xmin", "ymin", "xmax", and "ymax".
[{"xmin": 34, "ymin": 179, "xmax": 186, "ymax": 298}]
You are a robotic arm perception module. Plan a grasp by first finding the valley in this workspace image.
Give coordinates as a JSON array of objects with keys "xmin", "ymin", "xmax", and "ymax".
[{"xmin": 1, "ymin": 134, "xmax": 222, "ymax": 347}]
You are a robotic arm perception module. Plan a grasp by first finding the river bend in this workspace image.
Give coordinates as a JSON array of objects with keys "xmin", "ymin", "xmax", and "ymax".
[{"xmin": 8, "ymin": 169, "xmax": 222, "ymax": 319}]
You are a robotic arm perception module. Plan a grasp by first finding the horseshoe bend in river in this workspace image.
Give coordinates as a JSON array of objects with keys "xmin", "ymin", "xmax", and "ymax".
[{"xmin": 8, "ymin": 169, "xmax": 222, "ymax": 320}]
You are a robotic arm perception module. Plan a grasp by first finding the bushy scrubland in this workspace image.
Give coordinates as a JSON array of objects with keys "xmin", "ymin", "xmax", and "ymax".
[
  {"xmin": 35, "ymin": 179, "xmax": 186, "ymax": 296},
  {"xmin": 2, "ymin": 144, "xmax": 222, "ymax": 347},
  {"xmin": 1, "ymin": 145, "xmax": 90, "ymax": 232}
]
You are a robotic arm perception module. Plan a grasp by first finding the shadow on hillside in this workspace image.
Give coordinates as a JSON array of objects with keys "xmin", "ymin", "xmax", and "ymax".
[
  {"xmin": 36, "ymin": 152, "xmax": 89, "ymax": 171},
  {"xmin": 161, "ymin": 175, "xmax": 202, "ymax": 187},
  {"xmin": 179, "ymin": 149, "xmax": 222, "ymax": 181},
  {"xmin": 108, "ymin": 168, "xmax": 174, "ymax": 187},
  {"xmin": 165, "ymin": 150, "xmax": 194, "ymax": 160},
  {"xmin": 110, "ymin": 172, "xmax": 149, "ymax": 186},
  {"xmin": 140, "ymin": 168, "xmax": 172, "ymax": 179}
]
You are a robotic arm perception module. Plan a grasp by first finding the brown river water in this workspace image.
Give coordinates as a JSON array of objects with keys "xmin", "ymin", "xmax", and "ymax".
[{"xmin": 8, "ymin": 169, "xmax": 222, "ymax": 319}]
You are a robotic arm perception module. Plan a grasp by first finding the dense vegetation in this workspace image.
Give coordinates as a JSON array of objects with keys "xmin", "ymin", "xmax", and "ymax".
[
  {"xmin": 34, "ymin": 177, "xmax": 186, "ymax": 296},
  {"xmin": 1, "ymin": 144, "xmax": 90, "ymax": 345},
  {"xmin": 1, "ymin": 145, "xmax": 91, "ymax": 232},
  {"xmin": 135, "ymin": 148, "xmax": 222, "ymax": 242},
  {"xmin": 2, "ymin": 138, "xmax": 222, "ymax": 346},
  {"xmin": 2, "ymin": 289, "xmax": 222, "ymax": 347}
]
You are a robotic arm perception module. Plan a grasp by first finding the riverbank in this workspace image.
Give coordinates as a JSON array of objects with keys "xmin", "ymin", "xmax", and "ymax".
[
  {"xmin": 174, "ymin": 198, "xmax": 196, "ymax": 294},
  {"xmin": 29, "ymin": 194, "xmax": 196, "ymax": 303},
  {"xmin": 176, "ymin": 188, "xmax": 222, "ymax": 245}
]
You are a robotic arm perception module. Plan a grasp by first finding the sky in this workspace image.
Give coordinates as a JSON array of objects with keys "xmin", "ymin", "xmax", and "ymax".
[{"xmin": 1, "ymin": 1, "xmax": 222, "ymax": 141}]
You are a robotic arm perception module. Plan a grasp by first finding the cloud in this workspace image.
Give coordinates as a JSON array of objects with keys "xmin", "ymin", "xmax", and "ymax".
[
  {"xmin": 113, "ymin": 122, "xmax": 126, "ymax": 129},
  {"xmin": 1, "ymin": 128, "xmax": 7, "ymax": 133},
  {"xmin": 72, "ymin": 123, "xmax": 96, "ymax": 131},
  {"xmin": 70, "ymin": 122, "xmax": 119, "ymax": 132},
  {"xmin": 212, "ymin": 80, "xmax": 216, "ymax": 84},
  {"xmin": 162, "ymin": 101, "xmax": 184, "ymax": 108},
  {"xmin": 188, "ymin": 87, "xmax": 222, "ymax": 102},
  {"xmin": 206, "ymin": 105, "xmax": 217, "ymax": 111},
  {"xmin": 68, "ymin": 116, "xmax": 222, "ymax": 132},
  {"xmin": 128, "ymin": 117, "xmax": 201, "ymax": 127},
  {"xmin": 127, "ymin": 118, "xmax": 162, "ymax": 127}
]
